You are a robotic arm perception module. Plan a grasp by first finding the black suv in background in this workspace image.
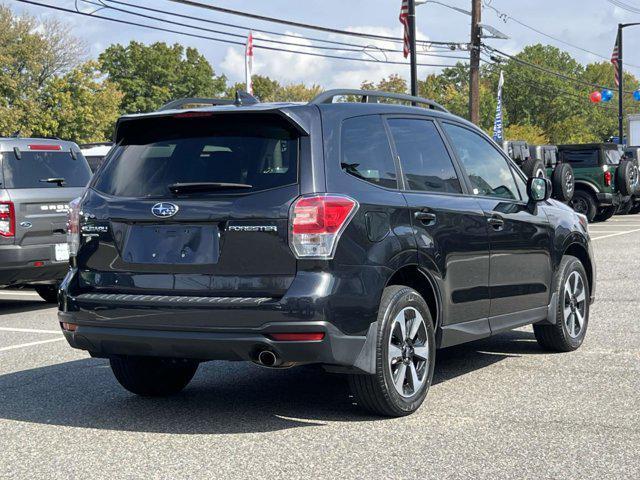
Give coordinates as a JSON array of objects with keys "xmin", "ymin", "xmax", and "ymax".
[{"xmin": 59, "ymin": 90, "xmax": 595, "ymax": 417}]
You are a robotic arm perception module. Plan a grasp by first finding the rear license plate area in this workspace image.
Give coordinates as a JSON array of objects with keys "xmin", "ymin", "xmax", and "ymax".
[{"xmin": 122, "ymin": 224, "xmax": 219, "ymax": 264}]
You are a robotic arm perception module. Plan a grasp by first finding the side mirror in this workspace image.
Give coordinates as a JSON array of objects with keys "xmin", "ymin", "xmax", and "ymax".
[{"xmin": 527, "ymin": 177, "xmax": 551, "ymax": 202}]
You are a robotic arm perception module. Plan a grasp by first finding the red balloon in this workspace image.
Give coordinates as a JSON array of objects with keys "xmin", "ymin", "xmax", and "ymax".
[{"xmin": 590, "ymin": 91, "xmax": 602, "ymax": 103}]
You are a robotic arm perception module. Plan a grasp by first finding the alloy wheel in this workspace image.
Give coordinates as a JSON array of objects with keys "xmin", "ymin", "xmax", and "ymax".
[
  {"xmin": 388, "ymin": 307, "xmax": 429, "ymax": 397},
  {"xmin": 563, "ymin": 271, "xmax": 587, "ymax": 338}
]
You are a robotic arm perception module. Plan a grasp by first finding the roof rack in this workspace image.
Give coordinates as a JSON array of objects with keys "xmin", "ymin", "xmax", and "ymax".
[
  {"xmin": 309, "ymin": 89, "xmax": 449, "ymax": 113},
  {"xmin": 157, "ymin": 97, "xmax": 234, "ymax": 111}
]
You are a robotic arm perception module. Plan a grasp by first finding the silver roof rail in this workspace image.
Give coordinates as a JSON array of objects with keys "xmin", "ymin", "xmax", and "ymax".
[{"xmin": 309, "ymin": 89, "xmax": 449, "ymax": 113}]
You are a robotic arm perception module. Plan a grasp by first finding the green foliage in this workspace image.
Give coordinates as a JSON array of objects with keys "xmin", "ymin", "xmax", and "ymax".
[
  {"xmin": 226, "ymin": 77, "xmax": 322, "ymax": 102},
  {"xmin": 99, "ymin": 41, "xmax": 227, "ymax": 113},
  {"xmin": 504, "ymin": 124, "xmax": 549, "ymax": 144}
]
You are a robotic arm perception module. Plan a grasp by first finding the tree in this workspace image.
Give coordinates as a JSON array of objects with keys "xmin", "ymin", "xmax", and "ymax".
[
  {"xmin": 32, "ymin": 62, "xmax": 122, "ymax": 143},
  {"xmin": 99, "ymin": 41, "xmax": 227, "ymax": 113},
  {"xmin": 504, "ymin": 124, "xmax": 549, "ymax": 144}
]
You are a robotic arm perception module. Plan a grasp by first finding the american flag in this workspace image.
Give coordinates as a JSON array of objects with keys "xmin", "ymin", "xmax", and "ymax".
[
  {"xmin": 399, "ymin": 0, "xmax": 410, "ymax": 58},
  {"xmin": 611, "ymin": 32, "xmax": 621, "ymax": 87}
]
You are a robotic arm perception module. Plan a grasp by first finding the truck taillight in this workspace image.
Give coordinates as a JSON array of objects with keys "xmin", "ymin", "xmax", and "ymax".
[
  {"xmin": 604, "ymin": 170, "xmax": 612, "ymax": 186},
  {"xmin": 67, "ymin": 197, "xmax": 81, "ymax": 256},
  {"xmin": 289, "ymin": 194, "xmax": 358, "ymax": 259},
  {"xmin": 0, "ymin": 202, "xmax": 15, "ymax": 237}
]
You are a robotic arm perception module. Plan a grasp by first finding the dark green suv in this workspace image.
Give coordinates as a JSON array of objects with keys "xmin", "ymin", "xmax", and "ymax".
[{"xmin": 558, "ymin": 143, "xmax": 637, "ymax": 222}]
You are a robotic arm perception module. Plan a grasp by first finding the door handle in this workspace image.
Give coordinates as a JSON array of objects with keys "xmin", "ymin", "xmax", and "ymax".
[
  {"xmin": 414, "ymin": 210, "xmax": 437, "ymax": 224},
  {"xmin": 487, "ymin": 215, "xmax": 504, "ymax": 230}
]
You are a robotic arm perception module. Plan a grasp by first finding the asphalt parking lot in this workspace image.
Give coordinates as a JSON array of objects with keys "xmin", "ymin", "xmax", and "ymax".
[{"xmin": 0, "ymin": 217, "xmax": 638, "ymax": 480}]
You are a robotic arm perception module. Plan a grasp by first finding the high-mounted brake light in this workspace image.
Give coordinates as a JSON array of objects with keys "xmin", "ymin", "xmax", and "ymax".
[
  {"xmin": 289, "ymin": 194, "xmax": 358, "ymax": 259},
  {"xmin": 173, "ymin": 111, "xmax": 213, "ymax": 118},
  {"xmin": 0, "ymin": 202, "xmax": 15, "ymax": 237},
  {"xmin": 28, "ymin": 144, "xmax": 62, "ymax": 151},
  {"xmin": 67, "ymin": 197, "xmax": 81, "ymax": 256},
  {"xmin": 604, "ymin": 170, "xmax": 612, "ymax": 187}
]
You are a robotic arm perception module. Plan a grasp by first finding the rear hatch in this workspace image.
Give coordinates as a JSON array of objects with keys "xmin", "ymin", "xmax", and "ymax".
[
  {"xmin": 77, "ymin": 112, "xmax": 305, "ymax": 298},
  {"xmin": 2, "ymin": 145, "xmax": 90, "ymax": 260}
]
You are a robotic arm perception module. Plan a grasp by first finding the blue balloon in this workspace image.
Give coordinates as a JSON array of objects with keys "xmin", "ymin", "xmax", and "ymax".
[
  {"xmin": 634, "ymin": 90, "xmax": 640, "ymax": 102},
  {"xmin": 602, "ymin": 89, "xmax": 614, "ymax": 102}
]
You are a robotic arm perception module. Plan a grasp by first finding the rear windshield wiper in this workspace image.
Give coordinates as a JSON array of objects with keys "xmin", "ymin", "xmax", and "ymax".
[
  {"xmin": 40, "ymin": 177, "xmax": 65, "ymax": 187},
  {"xmin": 168, "ymin": 182, "xmax": 253, "ymax": 194}
]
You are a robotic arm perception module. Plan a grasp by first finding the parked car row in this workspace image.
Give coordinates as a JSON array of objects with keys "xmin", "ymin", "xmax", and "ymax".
[{"xmin": 503, "ymin": 140, "xmax": 640, "ymax": 222}]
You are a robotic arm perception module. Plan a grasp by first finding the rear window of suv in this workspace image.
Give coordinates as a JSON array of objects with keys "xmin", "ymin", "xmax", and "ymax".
[
  {"xmin": 1, "ymin": 150, "xmax": 91, "ymax": 189},
  {"xmin": 93, "ymin": 114, "xmax": 299, "ymax": 198}
]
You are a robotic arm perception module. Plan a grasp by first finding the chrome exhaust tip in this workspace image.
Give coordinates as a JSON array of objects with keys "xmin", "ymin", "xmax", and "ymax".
[{"xmin": 257, "ymin": 350, "xmax": 280, "ymax": 368}]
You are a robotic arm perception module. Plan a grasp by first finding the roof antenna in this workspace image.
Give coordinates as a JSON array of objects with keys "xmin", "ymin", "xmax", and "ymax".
[{"xmin": 234, "ymin": 90, "xmax": 259, "ymax": 107}]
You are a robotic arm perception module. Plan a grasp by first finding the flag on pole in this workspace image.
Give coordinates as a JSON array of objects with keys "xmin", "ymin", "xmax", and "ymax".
[
  {"xmin": 611, "ymin": 31, "xmax": 621, "ymax": 87},
  {"xmin": 399, "ymin": 0, "xmax": 410, "ymax": 58},
  {"xmin": 493, "ymin": 71, "xmax": 505, "ymax": 143},
  {"xmin": 245, "ymin": 31, "xmax": 254, "ymax": 95}
]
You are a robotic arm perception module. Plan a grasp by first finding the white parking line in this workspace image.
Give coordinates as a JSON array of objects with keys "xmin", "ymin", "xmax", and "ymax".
[
  {"xmin": 591, "ymin": 228, "xmax": 640, "ymax": 240},
  {"xmin": 0, "ymin": 337, "xmax": 64, "ymax": 353},
  {"xmin": 0, "ymin": 327, "xmax": 62, "ymax": 334}
]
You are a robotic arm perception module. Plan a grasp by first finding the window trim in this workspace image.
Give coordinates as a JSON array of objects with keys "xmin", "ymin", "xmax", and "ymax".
[
  {"xmin": 438, "ymin": 120, "xmax": 527, "ymax": 203},
  {"xmin": 382, "ymin": 114, "xmax": 469, "ymax": 196}
]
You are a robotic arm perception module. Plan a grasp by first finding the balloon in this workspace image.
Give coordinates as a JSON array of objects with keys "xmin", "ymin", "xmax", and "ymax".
[
  {"xmin": 634, "ymin": 90, "xmax": 640, "ymax": 101},
  {"xmin": 601, "ymin": 89, "xmax": 613, "ymax": 102},
  {"xmin": 590, "ymin": 91, "xmax": 602, "ymax": 103}
]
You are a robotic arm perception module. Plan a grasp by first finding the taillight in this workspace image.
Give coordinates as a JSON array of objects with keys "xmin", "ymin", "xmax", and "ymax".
[
  {"xmin": 604, "ymin": 170, "xmax": 612, "ymax": 186},
  {"xmin": 67, "ymin": 197, "xmax": 81, "ymax": 256},
  {"xmin": 0, "ymin": 202, "xmax": 15, "ymax": 237},
  {"xmin": 289, "ymin": 194, "xmax": 358, "ymax": 259},
  {"xmin": 28, "ymin": 144, "xmax": 62, "ymax": 151}
]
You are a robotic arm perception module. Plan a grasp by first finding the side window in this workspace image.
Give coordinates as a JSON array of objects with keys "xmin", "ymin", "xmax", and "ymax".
[
  {"xmin": 562, "ymin": 149, "xmax": 598, "ymax": 166},
  {"xmin": 341, "ymin": 116, "xmax": 398, "ymax": 189},
  {"xmin": 511, "ymin": 165, "xmax": 528, "ymax": 200},
  {"xmin": 387, "ymin": 118, "xmax": 462, "ymax": 194},
  {"xmin": 443, "ymin": 123, "xmax": 521, "ymax": 201}
]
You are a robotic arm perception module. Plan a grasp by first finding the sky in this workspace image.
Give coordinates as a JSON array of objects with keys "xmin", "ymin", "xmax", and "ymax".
[{"xmin": 8, "ymin": 0, "xmax": 640, "ymax": 89}]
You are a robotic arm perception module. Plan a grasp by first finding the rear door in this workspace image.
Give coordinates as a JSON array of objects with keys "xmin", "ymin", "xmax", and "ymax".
[
  {"xmin": 441, "ymin": 122, "xmax": 553, "ymax": 325},
  {"xmin": 386, "ymin": 116, "xmax": 491, "ymax": 341},
  {"xmin": 78, "ymin": 112, "xmax": 305, "ymax": 298},
  {"xmin": 2, "ymin": 145, "xmax": 90, "ymax": 260}
]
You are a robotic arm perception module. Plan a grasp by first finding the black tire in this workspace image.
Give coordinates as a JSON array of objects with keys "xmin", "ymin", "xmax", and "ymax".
[
  {"xmin": 552, "ymin": 163, "xmax": 575, "ymax": 202},
  {"xmin": 34, "ymin": 285, "xmax": 58, "ymax": 304},
  {"xmin": 348, "ymin": 285, "xmax": 436, "ymax": 417},
  {"xmin": 616, "ymin": 160, "xmax": 636, "ymax": 196},
  {"xmin": 521, "ymin": 158, "xmax": 546, "ymax": 179},
  {"xmin": 617, "ymin": 200, "xmax": 633, "ymax": 215},
  {"xmin": 593, "ymin": 205, "xmax": 617, "ymax": 222},
  {"xmin": 629, "ymin": 202, "xmax": 640, "ymax": 215},
  {"xmin": 569, "ymin": 190, "xmax": 597, "ymax": 222},
  {"xmin": 534, "ymin": 256, "xmax": 590, "ymax": 352},
  {"xmin": 109, "ymin": 356, "xmax": 199, "ymax": 396}
]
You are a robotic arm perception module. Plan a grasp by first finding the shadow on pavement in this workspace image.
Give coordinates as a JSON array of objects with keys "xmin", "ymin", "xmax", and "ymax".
[
  {"xmin": 0, "ymin": 329, "xmax": 541, "ymax": 434},
  {"xmin": 0, "ymin": 298, "xmax": 50, "ymax": 315}
]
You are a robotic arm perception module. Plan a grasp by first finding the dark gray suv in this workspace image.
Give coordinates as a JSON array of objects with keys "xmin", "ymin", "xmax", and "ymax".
[{"xmin": 0, "ymin": 138, "xmax": 91, "ymax": 302}]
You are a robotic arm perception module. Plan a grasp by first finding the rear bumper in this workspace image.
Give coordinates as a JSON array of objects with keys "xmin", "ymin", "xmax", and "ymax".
[
  {"xmin": 0, "ymin": 244, "xmax": 68, "ymax": 286},
  {"xmin": 595, "ymin": 192, "xmax": 623, "ymax": 207},
  {"xmin": 58, "ymin": 266, "xmax": 390, "ymax": 371},
  {"xmin": 58, "ymin": 317, "xmax": 366, "ymax": 367}
]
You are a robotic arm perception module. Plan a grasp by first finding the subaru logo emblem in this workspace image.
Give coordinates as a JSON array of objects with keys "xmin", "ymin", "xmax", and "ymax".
[{"xmin": 151, "ymin": 202, "xmax": 179, "ymax": 218}]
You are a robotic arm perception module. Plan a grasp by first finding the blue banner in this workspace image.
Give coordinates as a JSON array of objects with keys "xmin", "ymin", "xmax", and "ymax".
[{"xmin": 493, "ymin": 71, "xmax": 504, "ymax": 143}]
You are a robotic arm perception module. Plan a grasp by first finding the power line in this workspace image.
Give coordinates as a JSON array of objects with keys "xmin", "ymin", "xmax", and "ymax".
[
  {"xmin": 607, "ymin": 0, "xmax": 640, "ymax": 14},
  {"xmin": 15, "ymin": 0, "xmax": 466, "ymax": 68},
  {"xmin": 100, "ymin": 0, "xmax": 457, "ymax": 53},
  {"xmin": 164, "ymin": 0, "xmax": 466, "ymax": 47},
  {"xmin": 85, "ymin": 0, "xmax": 469, "ymax": 60},
  {"xmin": 482, "ymin": 0, "xmax": 640, "ymax": 70},
  {"xmin": 484, "ymin": 45, "xmax": 634, "ymax": 94}
]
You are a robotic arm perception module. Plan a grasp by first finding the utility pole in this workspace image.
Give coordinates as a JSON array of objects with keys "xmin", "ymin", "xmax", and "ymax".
[
  {"xmin": 469, "ymin": 0, "xmax": 481, "ymax": 124},
  {"xmin": 408, "ymin": 0, "xmax": 418, "ymax": 100}
]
